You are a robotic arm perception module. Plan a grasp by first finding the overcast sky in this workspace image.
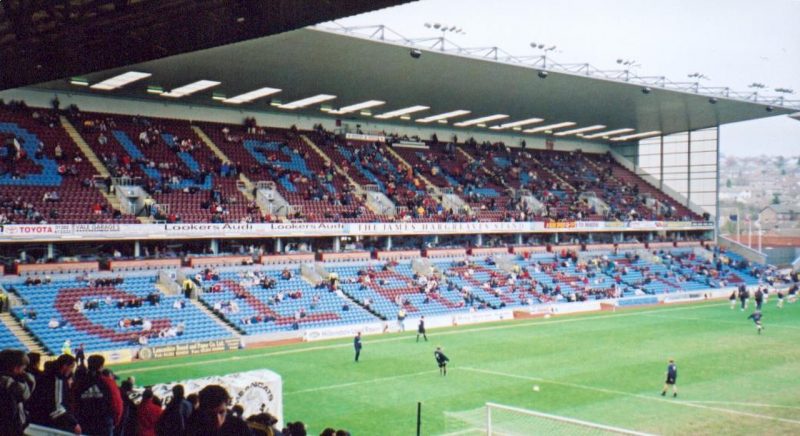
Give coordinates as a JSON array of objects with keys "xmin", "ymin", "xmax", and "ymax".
[{"xmin": 332, "ymin": 0, "xmax": 800, "ymax": 156}]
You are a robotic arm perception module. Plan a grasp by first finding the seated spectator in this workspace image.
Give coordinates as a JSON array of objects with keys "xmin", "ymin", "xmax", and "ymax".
[{"xmin": 146, "ymin": 292, "xmax": 161, "ymax": 306}]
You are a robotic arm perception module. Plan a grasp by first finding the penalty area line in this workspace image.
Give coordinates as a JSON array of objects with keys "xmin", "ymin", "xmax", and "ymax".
[{"xmin": 460, "ymin": 367, "xmax": 800, "ymax": 427}]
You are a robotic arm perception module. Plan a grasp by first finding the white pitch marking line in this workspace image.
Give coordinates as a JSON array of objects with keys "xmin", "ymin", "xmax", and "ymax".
[
  {"xmin": 639, "ymin": 312, "xmax": 800, "ymax": 330},
  {"xmin": 682, "ymin": 400, "xmax": 800, "ymax": 410},
  {"xmin": 285, "ymin": 370, "xmax": 437, "ymax": 395},
  {"xmin": 116, "ymin": 302, "xmax": 727, "ymax": 375},
  {"xmin": 460, "ymin": 367, "xmax": 800, "ymax": 427}
]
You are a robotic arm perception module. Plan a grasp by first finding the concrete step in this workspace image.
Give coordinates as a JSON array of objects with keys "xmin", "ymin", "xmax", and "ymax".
[
  {"xmin": 0, "ymin": 313, "xmax": 45, "ymax": 354},
  {"xmin": 300, "ymin": 134, "xmax": 364, "ymax": 193},
  {"xmin": 237, "ymin": 174, "xmax": 256, "ymax": 202},
  {"xmin": 61, "ymin": 116, "xmax": 133, "ymax": 218},
  {"xmin": 60, "ymin": 116, "xmax": 111, "ymax": 178},
  {"xmin": 531, "ymin": 156, "xmax": 576, "ymax": 192},
  {"xmin": 300, "ymin": 135, "xmax": 389, "ymax": 216},
  {"xmin": 457, "ymin": 146, "xmax": 476, "ymax": 163},
  {"xmin": 193, "ymin": 125, "xmax": 258, "ymax": 203},
  {"xmin": 189, "ymin": 299, "xmax": 241, "ymax": 337},
  {"xmin": 383, "ymin": 145, "xmax": 441, "ymax": 203},
  {"xmin": 457, "ymin": 147, "xmax": 495, "ymax": 178},
  {"xmin": 155, "ymin": 282, "xmax": 175, "ymax": 296},
  {"xmin": 192, "ymin": 125, "xmax": 232, "ymax": 163}
]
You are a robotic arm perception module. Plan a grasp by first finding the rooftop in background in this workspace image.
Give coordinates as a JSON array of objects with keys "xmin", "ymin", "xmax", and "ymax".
[{"xmin": 30, "ymin": 26, "xmax": 794, "ymax": 141}]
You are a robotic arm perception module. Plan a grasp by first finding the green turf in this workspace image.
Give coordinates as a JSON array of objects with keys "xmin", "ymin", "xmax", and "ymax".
[{"xmin": 110, "ymin": 299, "xmax": 800, "ymax": 435}]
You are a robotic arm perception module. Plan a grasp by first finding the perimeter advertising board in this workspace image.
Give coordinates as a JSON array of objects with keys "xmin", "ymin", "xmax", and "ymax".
[{"xmin": 0, "ymin": 221, "xmax": 713, "ymax": 242}]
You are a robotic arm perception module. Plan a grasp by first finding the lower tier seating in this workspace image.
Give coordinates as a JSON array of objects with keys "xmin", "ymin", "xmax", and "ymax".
[
  {"xmin": 7, "ymin": 275, "xmax": 234, "ymax": 354},
  {"xmin": 0, "ymin": 247, "xmax": 770, "ymax": 354}
]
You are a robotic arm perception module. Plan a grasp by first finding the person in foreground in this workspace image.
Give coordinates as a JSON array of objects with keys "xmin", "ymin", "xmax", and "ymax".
[
  {"xmin": 184, "ymin": 384, "xmax": 252, "ymax": 436},
  {"xmin": 0, "ymin": 349, "xmax": 36, "ymax": 436}
]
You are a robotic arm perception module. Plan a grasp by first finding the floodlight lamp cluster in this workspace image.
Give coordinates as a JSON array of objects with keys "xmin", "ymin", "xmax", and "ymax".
[
  {"xmin": 531, "ymin": 42, "xmax": 557, "ymax": 52},
  {"xmin": 424, "ymin": 23, "xmax": 465, "ymax": 35}
]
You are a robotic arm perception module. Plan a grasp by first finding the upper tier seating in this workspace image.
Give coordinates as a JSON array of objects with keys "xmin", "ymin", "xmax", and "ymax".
[
  {"xmin": 396, "ymin": 141, "xmax": 512, "ymax": 221},
  {"xmin": 72, "ymin": 113, "xmax": 259, "ymax": 223},
  {"xmin": 459, "ymin": 142, "xmax": 701, "ymax": 221},
  {"xmin": 1, "ymin": 102, "xmax": 705, "ymax": 225},
  {"xmin": 0, "ymin": 105, "xmax": 137, "ymax": 224},
  {"xmin": 321, "ymin": 139, "xmax": 443, "ymax": 222},
  {"xmin": 7, "ymin": 274, "xmax": 233, "ymax": 354},
  {"xmin": 198, "ymin": 122, "xmax": 379, "ymax": 222}
]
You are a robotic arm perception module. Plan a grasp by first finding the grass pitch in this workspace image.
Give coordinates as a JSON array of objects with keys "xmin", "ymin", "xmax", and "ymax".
[{"xmin": 110, "ymin": 300, "xmax": 800, "ymax": 435}]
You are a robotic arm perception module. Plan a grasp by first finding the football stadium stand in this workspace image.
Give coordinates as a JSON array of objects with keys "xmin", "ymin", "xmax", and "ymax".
[
  {"xmin": 6, "ymin": 273, "xmax": 234, "ymax": 354},
  {"xmin": 0, "ymin": 105, "xmax": 136, "ymax": 224},
  {"xmin": 0, "ymin": 245, "xmax": 772, "ymax": 355}
]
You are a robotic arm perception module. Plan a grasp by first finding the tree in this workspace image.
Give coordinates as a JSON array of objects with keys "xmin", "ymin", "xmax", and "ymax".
[
  {"xmin": 726, "ymin": 179, "xmax": 732, "ymax": 188},
  {"xmin": 772, "ymin": 193, "xmax": 781, "ymax": 205},
  {"xmin": 724, "ymin": 219, "xmax": 736, "ymax": 235}
]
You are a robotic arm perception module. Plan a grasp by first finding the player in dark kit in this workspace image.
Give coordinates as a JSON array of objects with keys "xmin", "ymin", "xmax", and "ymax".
[
  {"xmin": 739, "ymin": 287, "xmax": 749, "ymax": 311},
  {"xmin": 747, "ymin": 310, "xmax": 764, "ymax": 334},
  {"xmin": 417, "ymin": 316, "xmax": 428, "ymax": 342},
  {"xmin": 661, "ymin": 359, "xmax": 677, "ymax": 397},
  {"xmin": 434, "ymin": 347, "xmax": 449, "ymax": 376},
  {"xmin": 754, "ymin": 288, "xmax": 764, "ymax": 310},
  {"xmin": 353, "ymin": 332, "xmax": 362, "ymax": 362}
]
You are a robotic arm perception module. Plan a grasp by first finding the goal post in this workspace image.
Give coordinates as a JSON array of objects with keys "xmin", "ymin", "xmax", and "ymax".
[{"xmin": 443, "ymin": 402, "xmax": 653, "ymax": 436}]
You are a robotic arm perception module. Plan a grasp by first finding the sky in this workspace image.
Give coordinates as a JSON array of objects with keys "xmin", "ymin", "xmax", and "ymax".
[{"xmin": 331, "ymin": 0, "xmax": 800, "ymax": 157}]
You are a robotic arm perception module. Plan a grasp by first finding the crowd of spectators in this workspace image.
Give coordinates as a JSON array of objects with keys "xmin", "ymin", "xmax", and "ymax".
[{"xmin": 0, "ymin": 349, "xmax": 346, "ymax": 435}]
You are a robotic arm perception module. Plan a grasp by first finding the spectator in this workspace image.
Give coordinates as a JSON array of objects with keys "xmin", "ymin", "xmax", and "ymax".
[
  {"xmin": 184, "ymin": 384, "xmax": 252, "ymax": 436},
  {"xmin": 0, "ymin": 349, "xmax": 36, "ymax": 436},
  {"xmin": 28, "ymin": 354, "xmax": 81, "ymax": 434},
  {"xmin": 156, "ymin": 384, "xmax": 193, "ymax": 435},
  {"xmin": 73, "ymin": 354, "xmax": 123, "ymax": 435},
  {"xmin": 283, "ymin": 422, "xmax": 307, "ymax": 436},
  {"xmin": 137, "ymin": 388, "xmax": 163, "ymax": 436},
  {"xmin": 245, "ymin": 412, "xmax": 281, "ymax": 436},
  {"xmin": 26, "ymin": 352, "xmax": 42, "ymax": 379},
  {"xmin": 116, "ymin": 378, "xmax": 137, "ymax": 436}
]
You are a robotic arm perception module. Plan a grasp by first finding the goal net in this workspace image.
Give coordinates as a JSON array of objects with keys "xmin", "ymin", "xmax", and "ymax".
[{"xmin": 442, "ymin": 402, "xmax": 652, "ymax": 436}]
